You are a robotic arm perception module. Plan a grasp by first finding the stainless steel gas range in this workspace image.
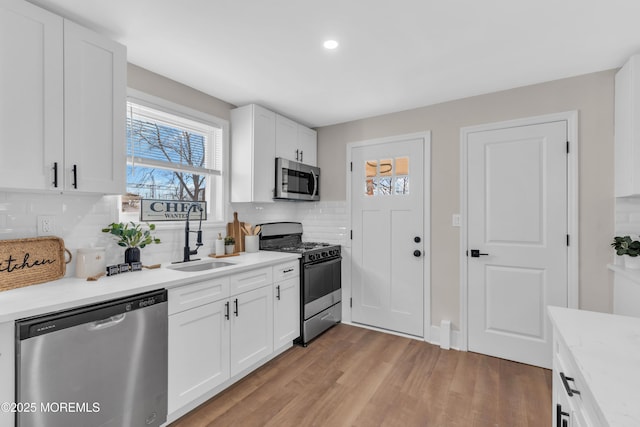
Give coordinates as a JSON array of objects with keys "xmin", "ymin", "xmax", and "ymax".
[{"xmin": 258, "ymin": 222, "xmax": 341, "ymax": 345}]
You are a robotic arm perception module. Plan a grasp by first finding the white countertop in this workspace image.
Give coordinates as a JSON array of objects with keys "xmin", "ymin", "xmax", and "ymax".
[
  {"xmin": 0, "ymin": 251, "xmax": 300, "ymax": 323},
  {"xmin": 548, "ymin": 306, "xmax": 640, "ymax": 426},
  {"xmin": 608, "ymin": 263, "xmax": 640, "ymax": 284}
]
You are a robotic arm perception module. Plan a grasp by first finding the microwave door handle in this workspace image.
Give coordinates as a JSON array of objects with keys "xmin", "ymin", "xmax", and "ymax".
[{"xmin": 311, "ymin": 170, "xmax": 318, "ymax": 198}]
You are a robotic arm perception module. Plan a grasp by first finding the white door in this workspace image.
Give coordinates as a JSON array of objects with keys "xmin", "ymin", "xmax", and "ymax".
[
  {"xmin": 0, "ymin": 0, "xmax": 63, "ymax": 191},
  {"xmin": 64, "ymin": 20, "xmax": 126, "ymax": 193},
  {"xmin": 275, "ymin": 113, "xmax": 298, "ymax": 162},
  {"xmin": 230, "ymin": 286, "xmax": 273, "ymax": 377},
  {"xmin": 297, "ymin": 125, "xmax": 317, "ymax": 166},
  {"xmin": 168, "ymin": 299, "xmax": 230, "ymax": 414},
  {"xmin": 351, "ymin": 135, "xmax": 426, "ymax": 337},
  {"xmin": 273, "ymin": 277, "xmax": 300, "ymax": 348},
  {"xmin": 466, "ymin": 120, "xmax": 568, "ymax": 368}
]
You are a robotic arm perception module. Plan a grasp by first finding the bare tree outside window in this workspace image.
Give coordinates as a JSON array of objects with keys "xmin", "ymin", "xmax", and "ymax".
[{"xmin": 125, "ymin": 112, "xmax": 212, "ymax": 212}]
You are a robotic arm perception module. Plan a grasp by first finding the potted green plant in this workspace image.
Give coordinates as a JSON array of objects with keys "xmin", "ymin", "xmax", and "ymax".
[
  {"xmin": 611, "ymin": 235, "xmax": 640, "ymax": 268},
  {"xmin": 102, "ymin": 222, "xmax": 161, "ymax": 264},
  {"xmin": 224, "ymin": 236, "xmax": 235, "ymax": 254}
]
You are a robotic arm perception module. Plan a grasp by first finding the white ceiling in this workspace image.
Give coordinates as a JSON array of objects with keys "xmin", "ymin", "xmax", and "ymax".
[{"xmin": 29, "ymin": 0, "xmax": 640, "ymax": 127}]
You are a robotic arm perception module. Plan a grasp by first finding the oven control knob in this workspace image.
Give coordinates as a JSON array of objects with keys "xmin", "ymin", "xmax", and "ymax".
[
  {"xmin": 322, "ymin": 251, "xmax": 328, "ymax": 258},
  {"xmin": 309, "ymin": 254, "xmax": 316, "ymax": 261}
]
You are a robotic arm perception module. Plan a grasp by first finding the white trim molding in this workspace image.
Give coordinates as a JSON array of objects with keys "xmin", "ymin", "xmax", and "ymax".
[{"xmin": 459, "ymin": 111, "xmax": 579, "ymax": 352}]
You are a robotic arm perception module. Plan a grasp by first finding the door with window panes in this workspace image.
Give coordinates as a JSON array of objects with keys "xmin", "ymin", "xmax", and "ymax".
[{"xmin": 351, "ymin": 135, "xmax": 426, "ymax": 337}]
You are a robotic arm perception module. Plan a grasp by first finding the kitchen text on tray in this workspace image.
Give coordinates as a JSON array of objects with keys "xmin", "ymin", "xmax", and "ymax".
[{"xmin": 0, "ymin": 253, "xmax": 55, "ymax": 274}]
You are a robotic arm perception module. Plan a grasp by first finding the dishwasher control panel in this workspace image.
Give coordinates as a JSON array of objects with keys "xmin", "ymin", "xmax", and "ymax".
[{"xmin": 16, "ymin": 289, "xmax": 167, "ymax": 339}]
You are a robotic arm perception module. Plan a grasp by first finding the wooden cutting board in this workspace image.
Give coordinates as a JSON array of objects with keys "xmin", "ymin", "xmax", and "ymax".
[{"xmin": 226, "ymin": 212, "xmax": 246, "ymax": 253}]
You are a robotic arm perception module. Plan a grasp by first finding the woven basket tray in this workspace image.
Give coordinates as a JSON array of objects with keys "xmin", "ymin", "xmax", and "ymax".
[{"xmin": 0, "ymin": 237, "xmax": 71, "ymax": 292}]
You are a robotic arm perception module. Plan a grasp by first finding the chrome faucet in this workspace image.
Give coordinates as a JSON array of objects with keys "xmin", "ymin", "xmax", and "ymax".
[{"xmin": 183, "ymin": 203, "xmax": 204, "ymax": 263}]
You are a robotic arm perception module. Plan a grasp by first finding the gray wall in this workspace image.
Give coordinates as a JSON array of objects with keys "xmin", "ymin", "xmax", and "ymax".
[
  {"xmin": 317, "ymin": 70, "xmax": 615, "ymax": 329},
  {"xmin": 127, "ymin": 63, "xmax": 235, "ymax": 120}
]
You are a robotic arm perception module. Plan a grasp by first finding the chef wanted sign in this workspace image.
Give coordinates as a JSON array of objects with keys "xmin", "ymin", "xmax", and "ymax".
[{"xmin": 140, "ymin": 199, "xmax": 207, "ymax": 222}]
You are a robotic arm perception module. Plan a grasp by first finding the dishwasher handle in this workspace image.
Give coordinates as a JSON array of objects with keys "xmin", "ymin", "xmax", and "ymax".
[
  {"xmin": 17, "ymin": 289, "xmax": 167, "ymax": 340},
  {"xmin": 87, "ymin": 313, "xmax": 127, "ymax": 331}
]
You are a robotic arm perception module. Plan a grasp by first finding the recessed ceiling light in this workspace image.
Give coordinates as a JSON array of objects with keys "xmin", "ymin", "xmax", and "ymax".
[{"xmin": 323, "ymin": 40, "xmax": 339, "ymax": 50}]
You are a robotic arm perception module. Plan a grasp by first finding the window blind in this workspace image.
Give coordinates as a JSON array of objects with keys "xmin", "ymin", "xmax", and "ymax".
[{"xmin": 126, "ymin": 102, "xmax": 221, "ymax": 176}]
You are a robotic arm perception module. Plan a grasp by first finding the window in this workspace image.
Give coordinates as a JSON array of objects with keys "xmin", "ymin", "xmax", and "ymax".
[
  {"xmin": 121, "ymin": 90, "xmax": 228, "ymax": 223},
  {"xmin": 364, "ymin": 157, "xmax": 409, "ymax": 196}
]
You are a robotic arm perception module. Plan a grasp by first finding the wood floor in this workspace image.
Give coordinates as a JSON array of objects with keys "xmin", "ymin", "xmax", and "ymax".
[{"xmin": 170, "ymin": 324, "xmax": 552, "ymax": 427}]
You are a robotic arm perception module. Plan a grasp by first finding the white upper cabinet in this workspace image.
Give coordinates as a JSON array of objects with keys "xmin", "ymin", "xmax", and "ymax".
[
  {"xmin": 64, "ymin": 20, "xmax": 126, "ymax": 193},
  {"xmin": 0, "ymin": 0, "xmax": 126, "ymax": 194},
  {"xmin": 298, "ymin": 124, "xmax": 317, "ymax": 166},
  {"xmin": 275, "ymin": 114, "xmax": 298, "ymax": 161},
  {"xmin": 0, "ymin": 0, "xmax": 63, "ymax": 191},
  {"xmin": 231, "ymin": 104, "xmax": 317, "ymax": 202},
  {"xmin": 231, "ymin": 104, "xmax": 276, "ymax": 202},
  {"xmin": 275, "ymin": 113, "xmax": 317, "ymax": 166},
  {"xmin": 615, "ymin": 54, "xmax": 640, "ymax": 197}
]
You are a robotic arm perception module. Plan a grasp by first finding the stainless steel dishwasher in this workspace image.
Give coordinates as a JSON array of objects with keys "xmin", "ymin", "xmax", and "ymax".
[{"xmin": 15, "ymin": 289, "xmax": 168, "ymax": 427}]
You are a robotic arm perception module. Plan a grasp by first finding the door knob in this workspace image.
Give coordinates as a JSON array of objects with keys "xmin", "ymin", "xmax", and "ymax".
[
  {"xmin": 414, "ymin": 236, "xmax": 421, "ymax": 243},
  {"xmin": 470, "ymin": 249, "xmax": 489, "ymax": 257},
  {"xmin": 413, "ymin": 250, "xmax": 421, "ymax": 257}
]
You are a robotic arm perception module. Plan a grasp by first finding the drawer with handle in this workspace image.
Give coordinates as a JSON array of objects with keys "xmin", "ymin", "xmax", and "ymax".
[
  {"xmin": 229, "ymin": 266, "xmax": 273, "ymax": 295},
  {"xmin": 168, "ymin": 277, "xmax": 230, "ymax": 315},
  {"xmin": 273, "ymin": 261, "xmax": 299, "ymax": 282}
]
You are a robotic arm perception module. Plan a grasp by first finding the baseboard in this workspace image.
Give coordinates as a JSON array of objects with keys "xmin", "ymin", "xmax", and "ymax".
[
  {"xmin": 344, "ymin": 321, "xmax": 462, "ymax": 351},
  {"xmin": 429, "ymin": 324, "xmax": 462, "ymax": 350}
]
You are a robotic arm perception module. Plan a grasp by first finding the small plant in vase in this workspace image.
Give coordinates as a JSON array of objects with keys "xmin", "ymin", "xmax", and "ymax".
[
  {"xmin": 224, "ymin": 236, "xmax": 235, "ymax": 255},
  {"xmin": 611, "ymin": 235, "xmax": 640, "ymax": 268},
  {"xmin": 102, "ymin": 222, "xmax": 161, "ymax": 264}
]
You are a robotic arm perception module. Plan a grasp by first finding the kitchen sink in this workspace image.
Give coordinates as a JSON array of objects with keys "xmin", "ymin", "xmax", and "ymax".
[{"xmin": 167, "ymin": 260, "xmax": 234, "ymax": 272}]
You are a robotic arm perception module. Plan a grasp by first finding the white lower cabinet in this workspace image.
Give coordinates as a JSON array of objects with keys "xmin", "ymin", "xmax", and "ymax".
[
  {"xmin": 552, "ymin": 327, "xmax": 602, "ymax": 427},
  {"xmin": 274, "ymin": 277, "xmax": 300, "ymax": 349},
  {"xmin": 168, "ymin": 299, "xmax": 230, "ymax": 415},
  {"xmin": 168, "ymin": 264, "xmax": 295, "ymax": 420},
  {"xmin": 230, "ymin": 286, "xmax": 273, "ymax": 377}
]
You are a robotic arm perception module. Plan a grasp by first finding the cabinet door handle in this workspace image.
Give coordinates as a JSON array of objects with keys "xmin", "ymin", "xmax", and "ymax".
[
  {"xmin": 225, "ymin": 301, "xmax": 230, "ymax": 320},
  {"xmin": 300, "ymin": 150, "xmax": 303, "ymax": 162},
  {"xmin": 295, "ymin": 149, "xmax": 299, "ymax": 161},
  {"xmin": 276, "ymin": 285, "xmax": 281, "ymax": 300},
  {"xmin": 556, "ymin": 404, "xmax": 570, "ymax": 427},
  {"xmin": 283, "ymin": 268, "xmax": 294, "ymax": 274},
  {"xmin": 72, "ymin": 164, "xmax": 78, "ymax": 189},
  {"xmin": 234, "ymin": 298, "xmax": 238, "ymax": 317},
  {"xmin": 560, "ymin": 372, "xmax": 581, "ymax": 397},
  {"xmin": 52, "ymin": 162, "xmax": 59, "ymax": 188}
]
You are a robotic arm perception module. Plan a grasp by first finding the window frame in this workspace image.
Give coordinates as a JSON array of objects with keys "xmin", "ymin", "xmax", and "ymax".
[{"xmin": 120, "ymin": 88, "xmax": 229, "ymax": 228}]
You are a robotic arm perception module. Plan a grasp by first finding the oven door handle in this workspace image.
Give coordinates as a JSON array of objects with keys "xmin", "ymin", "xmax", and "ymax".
[{"xmin": 304, "ymin": 256, "xmax": 341, "ymax": 269}]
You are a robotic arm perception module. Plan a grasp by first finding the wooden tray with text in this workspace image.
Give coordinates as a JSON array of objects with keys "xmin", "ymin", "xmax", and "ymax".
[{"xmin": 0, "ymin": 236, "xmax": 71, "ymax": 292}]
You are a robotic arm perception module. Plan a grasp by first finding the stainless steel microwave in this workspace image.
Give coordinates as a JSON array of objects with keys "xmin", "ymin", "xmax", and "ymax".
[{"xmin": 274, "ymin": 157, "xmax": 320, "ymax": 201}]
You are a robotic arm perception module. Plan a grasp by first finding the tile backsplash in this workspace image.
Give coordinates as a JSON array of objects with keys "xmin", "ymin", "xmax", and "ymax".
[
  {"xmin": 0, "ymin": 191, "xmax": 348, "ymax": 277},
  {"xmin": 615, "ymin": 197, "xmax": 640, "ymax": 236},
  {"xmin": 231, "ymin": 201, "xmax": 349, "ymax": 246}
]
